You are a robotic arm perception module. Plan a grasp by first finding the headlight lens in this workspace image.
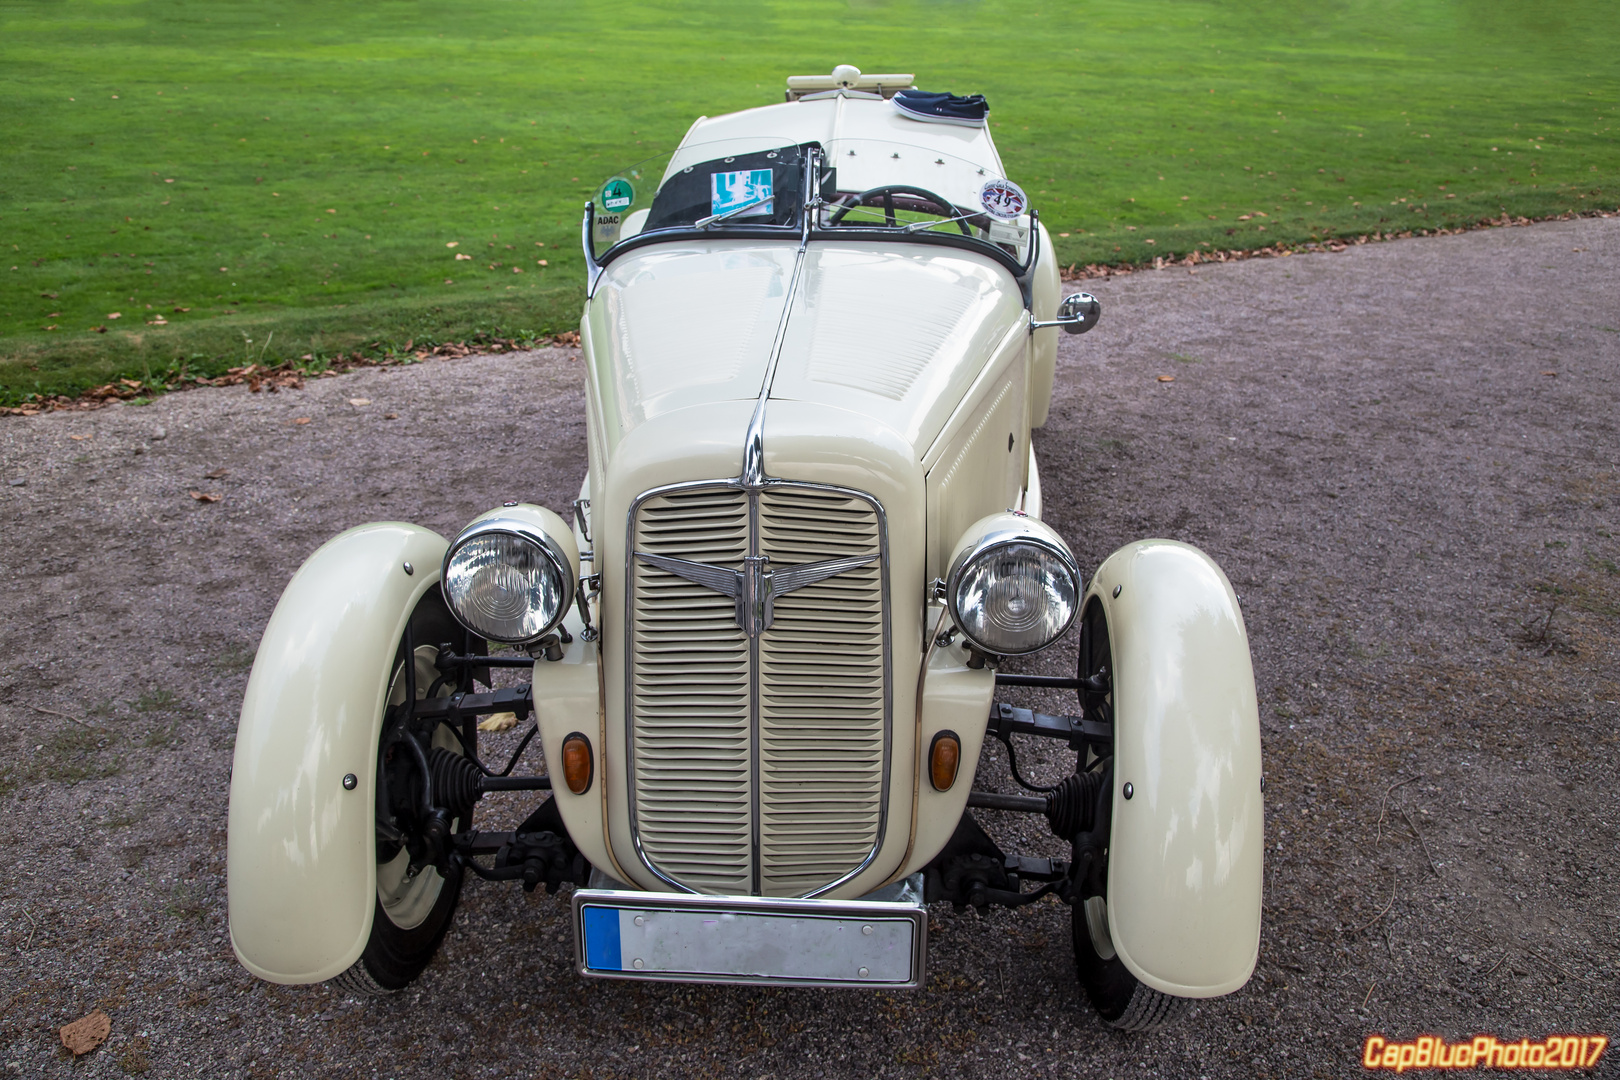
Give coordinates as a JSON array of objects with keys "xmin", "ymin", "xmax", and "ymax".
[
  {"xmin": 442, "ymin": 524, "xmax": 573, "ymax": 644},
  {"xmin": 948, "ymin": 532, "xmax": 1080, "ymax": 656}
]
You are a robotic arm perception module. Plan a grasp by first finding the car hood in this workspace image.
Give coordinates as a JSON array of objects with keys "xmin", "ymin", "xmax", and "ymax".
[{"xmin": 584, "ymin": 238, "xmax": 1026, "ymax": 464}]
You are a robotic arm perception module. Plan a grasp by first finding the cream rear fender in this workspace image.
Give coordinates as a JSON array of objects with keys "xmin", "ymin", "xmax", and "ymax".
[
  {"xmin": 1087, "ymin": 540, "xmax": 1264, "ymax": 999},
  {"xmin": 227, "ymin": 522, "xmax": 449, "ymax": 984}
]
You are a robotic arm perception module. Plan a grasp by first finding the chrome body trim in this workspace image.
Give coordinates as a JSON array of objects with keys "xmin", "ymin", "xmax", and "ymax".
[
  {"xmin": 623, "ymin": 475, "xmax": 893, "ymax": 898},
  {"xmin": 739, "ymin": 147, "xmax": 819, "ymax": 491}
]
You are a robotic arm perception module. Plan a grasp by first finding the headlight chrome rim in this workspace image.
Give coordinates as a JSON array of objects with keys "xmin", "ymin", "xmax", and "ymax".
[
  {"xmin": 440, "ymin": 517, "xmax": 576, "ymax": 645},
  {"xmin": 945, "ymin": 526, "xmax": 1081, "ymax": 657}
]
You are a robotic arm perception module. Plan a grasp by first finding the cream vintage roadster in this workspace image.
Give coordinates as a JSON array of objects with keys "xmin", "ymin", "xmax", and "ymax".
[{"xmin": 228, "ymin": 67, "xmax": 1263, "ymax": 1032}]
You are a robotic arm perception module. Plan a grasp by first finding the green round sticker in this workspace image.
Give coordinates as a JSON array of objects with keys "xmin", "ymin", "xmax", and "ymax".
[{"xmin": 599, "ymin": 176, "xmax": 635, "ymax": 212}]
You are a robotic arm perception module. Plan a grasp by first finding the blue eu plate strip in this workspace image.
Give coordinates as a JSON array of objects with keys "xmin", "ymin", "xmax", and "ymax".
[{"xmin": 582, "ymin": 906, "xmax": 622, "ymax": 971}]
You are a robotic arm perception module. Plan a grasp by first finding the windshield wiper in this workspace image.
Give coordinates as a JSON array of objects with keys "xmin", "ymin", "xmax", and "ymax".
[
  {"xmin": 899, "ymin": 211, "xmax": 977, "ymax": 234},
  {"xmin": 694, "ymin": 196, "xmax": 773, "ymax": 230}
]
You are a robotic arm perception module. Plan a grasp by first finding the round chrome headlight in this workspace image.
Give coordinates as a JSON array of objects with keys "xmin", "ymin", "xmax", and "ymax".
[
  {"xmin": 441, "ymin": 512, "xmax": 576, "ymax": 645},
  {"xmin": 946, "ymin": 519, "xmax": 1081, "ymax": 657}
]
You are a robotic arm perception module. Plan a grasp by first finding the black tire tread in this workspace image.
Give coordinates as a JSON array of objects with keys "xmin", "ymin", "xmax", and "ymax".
[
  {"xmin": 329, "ymin": 959, "xmax": 393, "ymax": 998},
  {"xmin": 1108, "ymin": 983, "xmax": 1194, "ymax": 1032}
]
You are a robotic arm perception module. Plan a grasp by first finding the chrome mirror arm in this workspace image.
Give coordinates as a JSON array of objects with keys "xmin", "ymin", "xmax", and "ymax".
[{"xmin": 1030, "ymin": 292, "xmax": 1102, "ymax": 335}]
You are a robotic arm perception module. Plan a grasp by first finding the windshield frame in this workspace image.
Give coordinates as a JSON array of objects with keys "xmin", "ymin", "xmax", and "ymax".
[{"xmin": 582, "ymin": 143, "xmax": 1038, "ymax": 292}]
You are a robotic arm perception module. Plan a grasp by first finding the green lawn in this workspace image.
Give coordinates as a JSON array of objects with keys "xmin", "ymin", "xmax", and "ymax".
[{"xmin": 3, "ymin": 0, "xmax": 1616, "ymax": 404}]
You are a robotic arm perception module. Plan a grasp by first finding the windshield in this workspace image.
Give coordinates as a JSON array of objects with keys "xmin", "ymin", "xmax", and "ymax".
[{"xmin": 585, "ymin": 138, "xmax": 1035, "ymax": 272}]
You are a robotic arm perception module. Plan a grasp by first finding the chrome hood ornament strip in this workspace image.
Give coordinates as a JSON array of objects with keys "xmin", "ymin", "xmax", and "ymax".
[{"xmin": 741, "ymin": 146, "xmax": 821, "ymax": 490}]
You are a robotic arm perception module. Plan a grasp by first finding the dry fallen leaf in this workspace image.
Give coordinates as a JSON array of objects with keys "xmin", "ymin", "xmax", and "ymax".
[
  {"xmin": 348, "ymin": 398, "xmax": 371, "ymax": 407},
  {"xmin": 174, "ymin": 306, "xmax": 191, "ymax": 313},
  {"xmin": 454, "ymin": 253, "xmax": 472, "ymax": 261},
  {"xmin": 204, "ymin": 467, "xmax": 229, "ymax": 479},
  {"xmin": 1541, "ymin": 370, "xmax": 1557, "ymax": 377},
  {"xmin": 293, "ymin": 417, "xmax": 312, "ymax": 425},
  {"xmin": 107, "ymin": 312, "xmax": 122, "ymax": 320},
  {"xmin": 1157, "ymin": 375, "xmax": 1176, "ymax": 383},
  {"xmin": 446, "ymin": 241, "xmax": 460, "ymax": 248},
  {"xmin": 383, "ymin": 412, "xmax": 399, "ymax": 420},
  {"xmin": 478, "ymin": 712, "xmax": 519, "ymax": 733},
  {"xmin": 60, "ymin": 1011, "xmax": 111, "ymax": 1056},
  {"xmin": 189, "ymin": 490, "xmax": 222, "ymax": 503},
  {"xmin": 70, "ymin": 433, "xmax": 91, "ymax": 441},
  {"xmin": 537, "ymin": 259, "xmax": 549, "ymax": 266}
]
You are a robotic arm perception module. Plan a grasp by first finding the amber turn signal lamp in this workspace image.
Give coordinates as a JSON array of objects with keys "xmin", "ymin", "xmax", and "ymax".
[
  {"xmin": 929, "ymin": 731, "xmax": 961, "ymax": 791},
  {"xmin": 561, "ymin": 732, "xmax": 593, "ymax": 795}
]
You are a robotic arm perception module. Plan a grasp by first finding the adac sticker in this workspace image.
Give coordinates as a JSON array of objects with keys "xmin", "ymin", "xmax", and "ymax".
[
  {"xmin": 599, "ymin": 176, "xmax": 635, "ymax": 213},
  {"xmin": 979, "ymin": 179, "xmax": 1028, "ymax": 220}
]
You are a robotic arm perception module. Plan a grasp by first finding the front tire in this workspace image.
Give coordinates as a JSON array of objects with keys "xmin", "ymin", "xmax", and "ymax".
[
  {"xmin": 1072, "ymin": 895, "xmax": 1192, "ymax": 1031},
  {"xmin": 331, "ymin": 589, "xmax": 473, "ymax": 995}
]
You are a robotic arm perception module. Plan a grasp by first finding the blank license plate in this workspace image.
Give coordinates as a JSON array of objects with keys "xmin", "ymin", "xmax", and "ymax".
[{"xmin": 572, "ymin": 888, "xmax": 926, "ymax": 988}]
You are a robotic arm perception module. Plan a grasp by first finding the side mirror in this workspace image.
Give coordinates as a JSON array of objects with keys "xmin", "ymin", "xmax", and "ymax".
[
  {"xmin": 1057, "ymin": 292, "xmax": 1101, "ymax": 335},
  {"xmin": 1031, "ymin": 292, "xmax": 1102, "ymax": 335}
]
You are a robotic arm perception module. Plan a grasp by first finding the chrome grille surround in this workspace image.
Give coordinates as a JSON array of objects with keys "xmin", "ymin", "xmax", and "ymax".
[{"xmin": 625, "ymin": 478, "xmax": 891, "ymax": 898}]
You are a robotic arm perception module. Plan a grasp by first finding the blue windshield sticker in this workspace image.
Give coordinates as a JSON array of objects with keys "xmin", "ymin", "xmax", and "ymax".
[{"xmin": 711, "ymin": 169, "xmax": 773, "ymax": 217}]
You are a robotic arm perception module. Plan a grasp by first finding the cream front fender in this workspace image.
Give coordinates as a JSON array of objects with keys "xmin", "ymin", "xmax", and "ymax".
[
  {"xmin": 1087, "ymin": 540, "xmax": 1264, "ymax": 999},
  {"xmin": 227, "ymin": 522, "xmax": 448, "ymax": 984}
]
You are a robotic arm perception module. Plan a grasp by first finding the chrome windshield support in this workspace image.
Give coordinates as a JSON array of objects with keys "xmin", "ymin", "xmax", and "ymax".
[{"xmin": 581, "ymin": 200, "xmax": 605, "ymax": 296}]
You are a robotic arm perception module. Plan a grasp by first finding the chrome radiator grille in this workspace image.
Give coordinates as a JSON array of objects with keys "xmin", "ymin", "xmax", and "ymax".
[
  {"xmin": 629, "ymin": 488, "xmax": 753, "ymax": 894},
  {"xmin": 627, "ymin": 482, "xmax": 889, "ymax": 898}
]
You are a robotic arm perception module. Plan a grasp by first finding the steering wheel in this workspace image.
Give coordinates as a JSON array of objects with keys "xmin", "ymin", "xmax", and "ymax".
[{"xmin": 827, "ymin": 185, "xmax": 975, "ymax": 235}]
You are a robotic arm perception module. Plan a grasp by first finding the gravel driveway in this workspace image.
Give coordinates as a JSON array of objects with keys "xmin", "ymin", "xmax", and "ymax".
[{"xmin": 2, "ymin": 217, "xmax": 1617, "ymax": 1079}]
